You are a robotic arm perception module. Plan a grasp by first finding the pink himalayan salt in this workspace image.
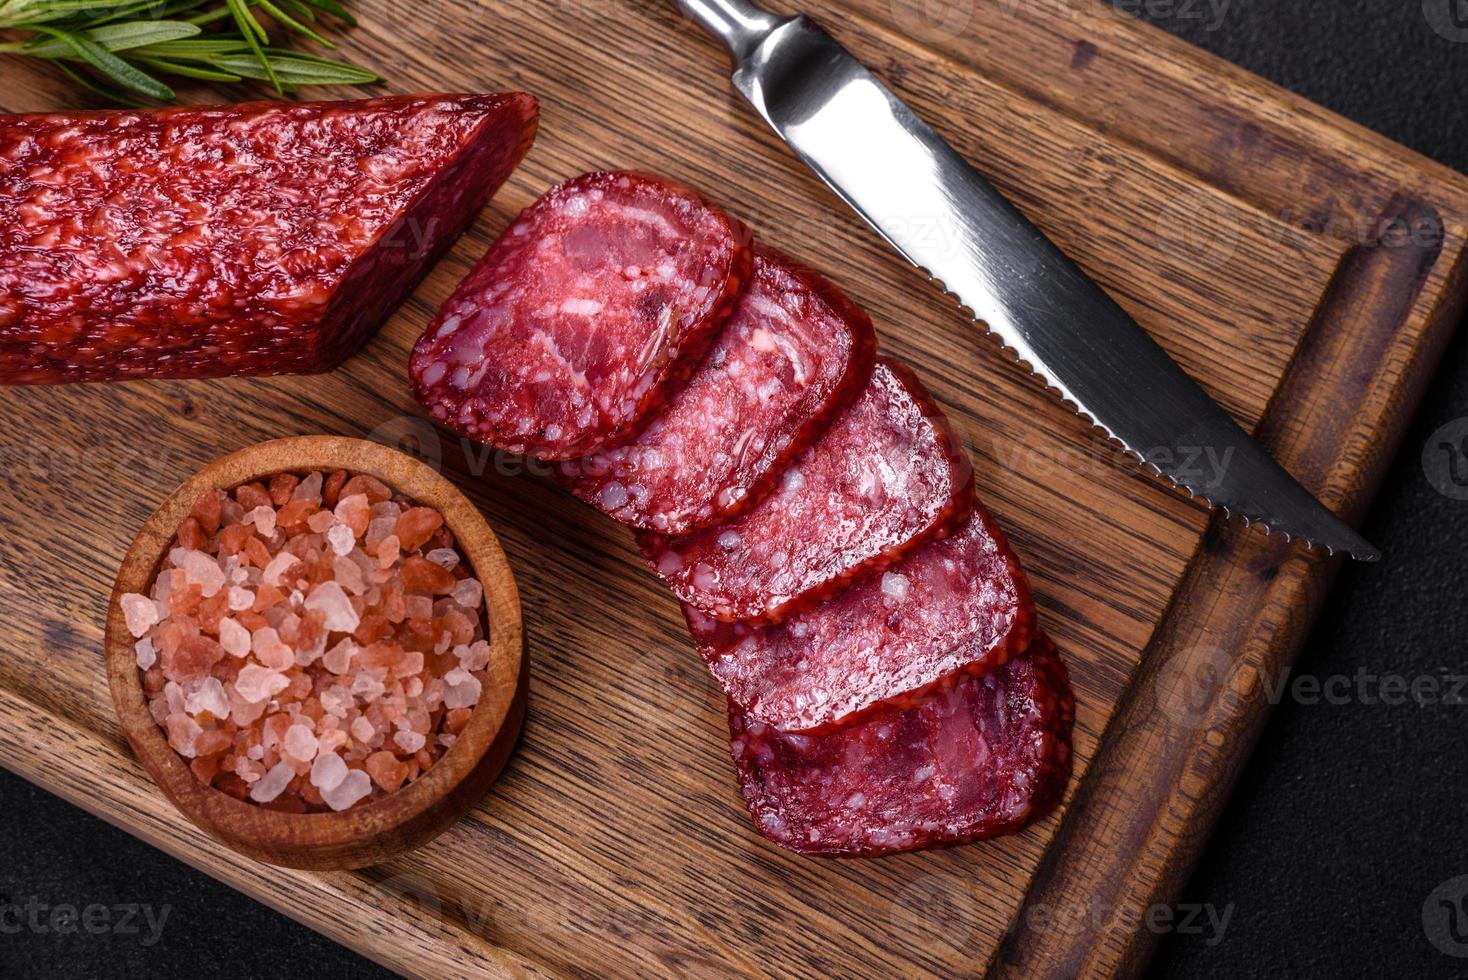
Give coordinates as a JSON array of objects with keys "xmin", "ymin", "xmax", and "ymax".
[
  {"xmin": 120, "ymin": 593, "xmax": 158, "ymax": 637},
  {"xmin": 304, "ymin": 580, "xmax": 359, "ymax": 633},
  {"xmin": 235, "ymin": 663, "xmax": 290, "ymax": 702},
  {"xmin": 251, "ymin": 627, "xmax": 294, "ymax": 670},
  {"xmin": 218, "ymin": 618, "xmax": 250, "ymax": 658},
  {"xmin": 327, "ymin": 523, "xmax": 356, "ymax": 557},
  {"xmin": 283, "ymin": 723, "xmax": 319, "ymax": 763},
  {"xmin": 322, "ymin": 769, "xmax": 372, "ymax": 811},
  {"xmin": 311, "ymin": 751, "xmax": 349, "ymax": 791},
  {"xmin": 249, "ymin": 761, "xmax": 294, "ymax": 803},
  {"xmin": 349, "ymin": 714, "xmax": 376, "ymax": 744},
  {"xmin": 131, "ymin": 471, "xmax": 490, "ymax": 813}
]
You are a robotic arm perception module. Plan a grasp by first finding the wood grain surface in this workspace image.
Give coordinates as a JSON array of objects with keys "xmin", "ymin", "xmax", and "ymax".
[{"xmin": 1, "ymin": 0, "xmax": 1466, "ymax": 976}]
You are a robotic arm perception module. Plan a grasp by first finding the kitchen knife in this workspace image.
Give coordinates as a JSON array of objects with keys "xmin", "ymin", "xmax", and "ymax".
[{"xmin": 671, "ymin": 0, "xmax": 1379, "ymax": 561}]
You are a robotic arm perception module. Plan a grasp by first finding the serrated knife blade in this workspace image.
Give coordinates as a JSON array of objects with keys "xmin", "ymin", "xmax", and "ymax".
[{"xmin": 672, "ymin": 0, "xmax": 1379, "ymax": 561}]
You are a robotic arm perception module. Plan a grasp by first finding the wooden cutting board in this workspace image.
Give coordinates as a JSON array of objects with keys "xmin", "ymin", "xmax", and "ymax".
[{"xmin": 1, "ymin": 1, "xmax": 1465, "ymax": 976}]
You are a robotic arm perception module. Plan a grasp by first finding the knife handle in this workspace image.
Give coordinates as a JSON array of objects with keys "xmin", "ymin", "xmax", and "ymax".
[{"xmin": 671, "ymin": 0, "xmax": 785, "ymax": 63}]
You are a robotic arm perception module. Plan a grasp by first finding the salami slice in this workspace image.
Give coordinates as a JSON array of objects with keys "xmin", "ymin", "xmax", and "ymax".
[
  {"xmin": 687, "ymin": 504, "xmax": 1033, "ymax": 733},
  {"xmin": 556, "ymin": 247, "xmax": 877, "ymax": 533},
  {"xmin": 639, "ymin": 357, "xmax": 974, "ymax": 624},
  {"xmin": 0, "ymin": 93, "xmax": 538, "ymax": 385},
  {"xmin": 728, "ymin": 632, "xmax": 1074, "ymax": 857},
  {"xmin": 410, "ymin": 171, "xmax": 753, "ymax": 459}
]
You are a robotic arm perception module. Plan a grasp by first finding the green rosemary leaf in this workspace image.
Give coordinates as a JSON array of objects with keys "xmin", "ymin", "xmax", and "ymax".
[
  {"xmin": 19, "ymin": 20, "xmax": 199, "ymax": 57},
  {"xmin": 224, "ymin": 0, "xmax": 278, "ymax": 92},
  {"xmin": 252, "ymin": 0, "xmax": 332, "ymax": 48},
  {"xmin": 29, "ymin": 24, "xmax": 174, "ymax": 98},
  {"xmin": 130, "ymin": 54, "xmax": 241, "ymax": 81},
  {"xmin": 211, "ymin": 47, "xmax": 377, "ymax": 85}
]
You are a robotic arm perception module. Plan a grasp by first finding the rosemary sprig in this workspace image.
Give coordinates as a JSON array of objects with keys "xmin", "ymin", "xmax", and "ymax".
[{"xmin": 0, "ymin": 0, "xmax": 380, "ymax": 103}]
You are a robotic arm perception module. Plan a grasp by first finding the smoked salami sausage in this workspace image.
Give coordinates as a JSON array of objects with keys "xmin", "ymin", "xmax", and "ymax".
[
  {"xmin": 556, "ymin": 246, "xmax": 877, "ymax": 533},
  {"xmin": 727, "ymin": 632, "xmax": 1074, "ymax": 857},
  {"xmin": 410, "ymin": 171, "xmax": 753, "ymax": 459},
  {"xmin": 687, "ymin": 504, "xmax": 1033, "ymax": 733},
  {"xmin": 0, "ymin": 93, "xmax": 538, "ymax": 384},
  {"xmin": 640, "ymin": 357, "xmax": 974, "ymax": 624}
]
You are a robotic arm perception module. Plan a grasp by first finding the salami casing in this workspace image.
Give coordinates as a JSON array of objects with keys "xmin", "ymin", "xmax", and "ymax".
[
  {"xmin": 410, "ymin": 171, "xmax": 753, "ymax": 459},
  {"xmin": 0, "ymin": 94, "xmax": 538, "ymax": 384},
  {"xmin": 727, "ymin": 632, "xmax": 1074, "ymax": 857},
  {"xmin": 640, "ymin": 357, "xmax": 973, "ymax": 624},
  {"xmin": 556, "ymin": 247, "xmax": 877, "ymax": 533},
  {"xmin": 687, "ymin": 504, "xmax": 1033, "ymax": 733}
]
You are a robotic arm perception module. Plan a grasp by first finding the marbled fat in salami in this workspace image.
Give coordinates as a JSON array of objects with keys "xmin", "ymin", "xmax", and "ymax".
[
  {"xmin": 728, "ymin": 632, "xmax": 1074, "ymax": 857},
  {"xmin": 0, "ymin": 94, "xmax": 538, "ymax": 384},
  {"xmin": 640, "ymin": 357, "xmax": 974, "ymax": 624},
  {"xmin": 556, "ymin": 247, "xmax": 877, "ymax": 533},
  {"xmin": 687, "ymin": 504, "xmax": 1033, "ymax": 733},
  {"xmin": 410, "ymin": 171, "xmax": 752, "ymax": 459}
]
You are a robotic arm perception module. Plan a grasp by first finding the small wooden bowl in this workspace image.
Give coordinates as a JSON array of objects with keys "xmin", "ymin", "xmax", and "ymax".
[{"xmin": 105, "ymin": 435, "xmax": 526, "ymax": 871}]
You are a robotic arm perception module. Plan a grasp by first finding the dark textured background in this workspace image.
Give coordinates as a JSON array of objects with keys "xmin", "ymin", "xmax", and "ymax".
[{"xmin": 3, "ymin": 0, "xmax": 1467, "ymax": 976}]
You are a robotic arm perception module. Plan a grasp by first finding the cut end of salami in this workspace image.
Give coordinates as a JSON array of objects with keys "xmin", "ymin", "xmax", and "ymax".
[
  {"xmin": 728, "ymin": 631, "xmax": 1075, "ymax": 857},
  {"xmin": 556, "ymin": 246, "xmax": 877, "ymax": 533},
  {"xmin": 640, "ymin": 356, "xmax": 975, "ymax": 624},
  {"xmin": 410, "ymin": 171, "xmax": 753, "ymax": 459},
  {"xmin": 0, "ymin": 93, "xmax": 539, "ymax": 385},
  {"xmin": 689, "ymin": 503, "xmax": 1034, "ymax": 733}
]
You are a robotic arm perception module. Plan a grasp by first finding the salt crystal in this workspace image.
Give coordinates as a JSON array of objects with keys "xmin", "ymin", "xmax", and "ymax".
[
  {"xmin": 349, "ymin": 714, "xmax": 376, "ymax": 743},
  {"xmin": 332, "ymin": 555, "xmax": 367, "ymax": 595},
  {"xmin": 304, "ymin": 580, "xmax": 360, "ymax": 633},
  {"xmin": 218, "ymin": 618, "xmax": 250, "ymax": 657},
  {"xmin": 321, "ymin": 685, "xmax": 354, "ymax": 718},
  {"xmin": 165, "ymin": 714, "xmax": 202, "ymax": 757},
  {"xmin": 234, "ymin": 663, "xmax": 290, "ymax": 702},
  {"xmin": 262, "ymin": 551, "xmax": 300, "ymax": 587},
  {"xmin": 321, "ymin": 768, "xmax": 371, "ymax": 811},
  {"xmin": 326, "ymin": 524, "xmax": 356, "ymax": 557},
  {"xmin": 292, "ymin": 471, "xmax": 323, "ymax": 503},
  {"xmin": 310, "ymin": 751, "xmax": 348, "ymax": 791},
  {"xmin": 120, "ymin": 593, "xmax": 158, "ymax": 637},
  {"xmin": 442, "ymin": 668, "xmax": 482, "ymax": 710},
  {"xmin": 365, "ymin": 516, "xmax": 395, "ymax": 547},
  {"xmin": 246, "ymin": 745, "xmax": 265, "ymax": 761},
  {"xmin": 135, "ymin": 636, "xmax": 157, "ymax": 670},
  {"xmin": 425, "ymin": 548, "xmax": 459, "ymax": 570},
  {"xmin": 438, "ymin": 734, "xmax": 457, "ymax": 749},
  {"xmin": 351, "ymin": 670, "xmax": 386, "ymax": 701},
  {"xmin": 393, "ymin": 730, "xmax": 426, "ymax": 754},
  {"xmin": 245, "ymin": 505, "xmax": 277, "ymax": 538},
  {"xmin": 306, "ymin": 509, "xmax": 336, "ymax": 533},
  {"xmin": 184, "ymin": 677, "xmax": 230, "ymax": 719},
  {"xmin": 164, "ymin": 681, "xmax": 185, "ymax": 715},
  {"xmin": 323, "ymin": 638, "xmax": 357, "ymax": 675},
  {"xmin": 227, "ymin": 586, "xmax": 254, "ymax": 612},
  {"xmin": 283, "ymin": 723, "xmax": 319, "ymax": 762},
  {"xmin": 451, "ymin": 577, "xmax": 483, "ymax": 610},
  {"xmin": 251, "ymin": 626, "xmax": 294, "ymax": 670},
  {"xmin": 404, "ymin": 595, "xmax": 434, "ymax": 620},
  {"xmin": 456, "ymin": 641, "xmax": 491, "ymax": 672},
  {"xmin": 249, "ymin": 761, "xmax": 295, "ymax": 803}
]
